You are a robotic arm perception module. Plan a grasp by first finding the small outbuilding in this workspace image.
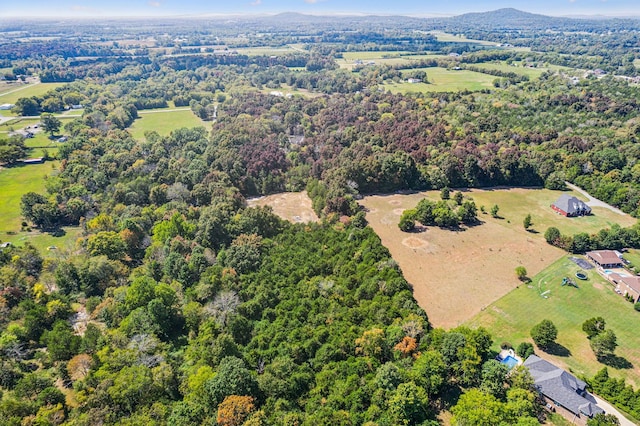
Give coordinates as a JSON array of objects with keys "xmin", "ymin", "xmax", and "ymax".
[{"xmin": 551, "ymin": 194, "xmax": 591, "ymax": 217}]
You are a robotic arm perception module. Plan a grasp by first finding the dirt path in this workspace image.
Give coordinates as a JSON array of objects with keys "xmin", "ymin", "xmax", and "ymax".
[{"xmin": 565, "ymin": 182, "xmax": 626, "ymax": 216}]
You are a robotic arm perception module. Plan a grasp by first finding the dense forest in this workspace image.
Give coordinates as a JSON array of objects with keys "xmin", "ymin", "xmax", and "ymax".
[{"xmin": 1, "ymin": 8, "xmax": 640, "ymax": 426}]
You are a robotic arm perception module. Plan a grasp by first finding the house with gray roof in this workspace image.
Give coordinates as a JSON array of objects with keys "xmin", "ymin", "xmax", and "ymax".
[
  {"xmin": 524, "ymin": 355, "xmax": 603, "ymax": 424},
  {"xmin": 551, "ymin": 194, "xmax": 592, "ymax": 217}
]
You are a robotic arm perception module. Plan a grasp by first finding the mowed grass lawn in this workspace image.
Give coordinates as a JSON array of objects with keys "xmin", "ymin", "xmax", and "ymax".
[
  {"xmin": 385, "ymin": 67, "xmax": 497, "ymax": 93},
  {"xmin": 129, "ymin": 109, "xmax": 210, "ymax": 140},
  {"xmin": 0, "ymin": 82, "xmax": 66, "ymax": 104},
  {"xmin": 0, "ymin": 161, "xmax": 82, "ymax": 253},
  {"xmin": 467, "ymin": 187, "xmax": 637, "ymax": 236},
  {"xmin": 467, "ymin": 255, "xmax": 640, "ymax": 387}
]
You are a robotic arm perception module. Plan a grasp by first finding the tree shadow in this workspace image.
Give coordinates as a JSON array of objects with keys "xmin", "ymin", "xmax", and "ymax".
[
  {"xmin": 437, "ymin": 383, "xmax": 463, "ymax": 410},
  {"xmin": 543, "ymin": 342, "xmax": 571, "ymax": 357},
  {"xmin": 598, "ymin": 354, "xmax": 633, "ymax": 369},
  {"xmin": 527, "ymin": 229, "xmax": 540, "ymax": 234}
]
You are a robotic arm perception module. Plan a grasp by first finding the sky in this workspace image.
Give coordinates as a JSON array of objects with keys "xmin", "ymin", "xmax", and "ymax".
[{"xmin": 2, "ymin": 0, "xmax": 640, "ymax": 18}]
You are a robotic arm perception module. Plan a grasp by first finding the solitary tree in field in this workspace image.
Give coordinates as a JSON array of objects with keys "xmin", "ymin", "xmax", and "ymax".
[
  {"xmin": 41, "ymin": 113, "xmax": 61, "ymax": 137},
  {"xmin": 515, "ymin": 266, "xmax": 528, "ymax": 281},
  {"xmin": 582, "ymin": 317, "xmax": 606, "ymax": 339},
  {"xmin": 590, "ymin": 330, "xmax": 617, "ymax": 359},
  {"xmin": 440, "ymin": 187, "xmax": 450, "ymax": 200},
  {"xmin": 490, "ymin": 204, "xmax": 500, "ymax": 218},
  {"xmin": 530, "ymin": 319, "xmax": 557, "ymax": 350},
  {"xmin": 523, "ymin": 214, "xmax": 532, "ymax": 230}
]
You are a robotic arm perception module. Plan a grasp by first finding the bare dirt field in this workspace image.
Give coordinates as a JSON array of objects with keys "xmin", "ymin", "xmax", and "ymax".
[
  {"xmin": 247, "ymin": 191, "xmax": 319, "ymax": 224},
  {"xmin": 361, "ymin": 190, "xmax": 572, "ymax": 329}
]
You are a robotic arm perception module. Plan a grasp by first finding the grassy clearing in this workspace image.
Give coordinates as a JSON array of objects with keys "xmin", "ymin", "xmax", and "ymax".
[
  {"xmin": 470, "ymin": 61, "xmax": 570, "ymax": 79},
  {"xmin": 247, "ymin": 191, "xmax": 318, "ymax": 224},
  {"xmin": 634, "ymin": 59, "xmax": 640, "ymax": 69},
  {"xmin": 467, "ymin": 255, "xmax": 640, "ymax": 387},
  {"xmin": 4, "ymin": 227, "xmax": 83, "ymax": 254},
  {"xmin": 360, "ymin": 188, "xmax": 636, "ymax": 329},
  {"xmin": 386, "ymin": 67, "xmax": 497, "ymax": 93},
  {"xmin": 129, "ymin": 109, "xmax": 209, "ymax": 140},
  {"xmin": 341, "ymin": 51, "xmax": 413, "ymax": 60},
  {"xmin": 0, "ymin": 160, "xmax": 82, "ymax": 255},
  {"xmin": 0, "ymin": 83, "xmax": 66, "ymax": 104},
  {"xmin": 0, "ymin": 162, "xmax": 57, "ymax": 234}
]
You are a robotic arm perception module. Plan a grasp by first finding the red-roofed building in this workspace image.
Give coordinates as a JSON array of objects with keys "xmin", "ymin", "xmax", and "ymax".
[{"xmin": 586, "ymin": 250, "xmax": 623, "ymax": 269}]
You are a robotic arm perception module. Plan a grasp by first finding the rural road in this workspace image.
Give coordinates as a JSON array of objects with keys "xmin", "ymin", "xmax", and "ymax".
[
  {"xmin": 0, "ymin": 81, "xmax": 40, "ymax": 97},
  {"xmin": 565, "ymin": 182, "xmax": 626, "ymax": 216}
]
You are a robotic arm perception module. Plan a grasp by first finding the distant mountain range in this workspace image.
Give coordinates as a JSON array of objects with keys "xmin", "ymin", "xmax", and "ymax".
[{"xmin": 255, "ymin": 8, "xmax": 640, "ymax": 32}]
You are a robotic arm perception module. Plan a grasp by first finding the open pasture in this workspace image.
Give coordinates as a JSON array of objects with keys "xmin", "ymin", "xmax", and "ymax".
[
  {"xmin": 470, "ymin": 61, "xmax": 570, "ymax": 79},
  {"xmin": 247, "ymin": 191, "xmax": 319, "ymax": 224},
  {"xmin": 359, "ymin": 187, "xmax": 637, "ymax": 329},
  {"xmin": 0, "ymin": 162, "xmax": 56, "ymax": 234},
  {"xmin": 467, "ymin": 255, "xmax": 640, "ymax": 388},
  {"xmin": 0, "ymin": 82, "xmax": 66, "ymax": 104},
  {"xmin": 386, "ymin": 66, "xmax": 497, "ymax": 92},
  {"xmin": 129, "ymin": 109, "xmax": 209, "ymax": 140},
  {"xmin": 338, "ymin": 52, "xmax": 444, "ymax": 71}
]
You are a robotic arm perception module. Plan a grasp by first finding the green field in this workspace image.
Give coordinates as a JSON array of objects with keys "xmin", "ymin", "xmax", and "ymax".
[
  {"xmin": 634, "ymin": 59, "xmax": 640, "ymax": 69},
  {"xmin": 466, "ymin": 187, "xmax": 637, "ymax": 236},
  {"xmin": 0, "ymin": 83, "xmax": 66, "ymax": 104},
  {"xmin": 470, "ymin": 61, "xmax": 570, "ymax": 79},
  {"xmin": 338, "ymin": 52, "xmax": 444, "ymax": 71},
  {"xmin": 129, "ymin": 109, "xmax": 209, "ymax": 140},
  {"xmin": 468, "ymin": 255, "xmax": 640, "ymax": 388},
  {"xmin": 385, "ymin": 67, "xmax": 497, "ymax": 93},
  {"xmin": 0, "ymin": 161, "xmax": 82, "ymax": 253},
  {"xmin": 0, "ymin": 162, "xmax": 55, "ymax": 234}
]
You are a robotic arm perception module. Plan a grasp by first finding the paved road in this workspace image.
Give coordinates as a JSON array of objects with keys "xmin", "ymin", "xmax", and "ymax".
[
  {"xmin": 592, "ymin": 394, "xmax": 638, "ymax": 426},
  {"xmin": 565, "ymin": 182, "xmax": 626, "ymax": 216}
]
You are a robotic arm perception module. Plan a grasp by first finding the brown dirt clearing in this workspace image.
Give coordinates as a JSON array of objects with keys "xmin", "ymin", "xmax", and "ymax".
[
  {"xmin": 247, "ymin": 191, "xmax": 319, "ymax": 224},
  {"xmin": 360, "ymin": 191, "xmax": 566, "ymax": 329}
]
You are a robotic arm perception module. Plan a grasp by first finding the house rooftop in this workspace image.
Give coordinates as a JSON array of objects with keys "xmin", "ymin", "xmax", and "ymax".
[
  {"xmin": 524, "ymin": 355, "xmax": 603, "ymax": 418},
  {"xmin": 552, "ymin": 194, "xmax": 591, "ymax": 215},
  {"xmin": 586, "ymin": 250, "xmax": 622, "ymax": 267}
]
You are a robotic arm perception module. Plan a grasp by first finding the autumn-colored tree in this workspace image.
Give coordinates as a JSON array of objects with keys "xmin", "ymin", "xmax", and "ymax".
[
  {"xmin": 67, "ymin": 354, "xmax": 93, "ymax": 381},
  {"xmin": 355, "ymin": 328, "xmax": 387, "ymax": 361},
  {"xmin": 394, "ymin": 336, "xmax": 418, "ymax": 357},
  {"xmin": 216, "ymin": 395, "xmax": 255, "ymax": 426}
]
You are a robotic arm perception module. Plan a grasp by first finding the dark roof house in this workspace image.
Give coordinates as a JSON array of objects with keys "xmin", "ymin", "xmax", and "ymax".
[
  {"xmin": 551, "ymin": 194, "xmax": 592, "ymax": 217},
  {"xmin": 586, "ymin": 250, "xmax": 623, "ymax": 269},
  {"xmin": 524, "ymin": 355, "xmax": 603, "ymax": 420}
]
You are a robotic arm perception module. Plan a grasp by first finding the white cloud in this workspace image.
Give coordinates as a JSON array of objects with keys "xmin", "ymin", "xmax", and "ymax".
[
  {"xmin": 251, "ymin": 0, "xmax": 262, "ymax": 5},
  {"xmin": 148, "ymin": 0, "xmax": 161, "ymax": 7}
]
